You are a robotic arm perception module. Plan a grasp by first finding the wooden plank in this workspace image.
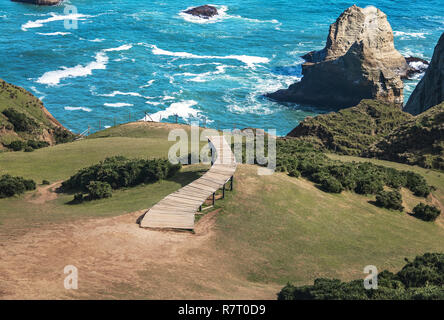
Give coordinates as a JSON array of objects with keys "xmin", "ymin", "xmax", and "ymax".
[{"xmin": 140, "ymin": 135, "xmax": 237, "ymax": 230}]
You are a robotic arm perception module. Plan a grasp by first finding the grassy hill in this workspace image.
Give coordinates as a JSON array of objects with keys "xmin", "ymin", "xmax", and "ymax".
[
  {"xmin": 287, "ymin": 99, "xmax": 444, "ymax": 170},
  {"xmin": 0, "ymin": 121, "xmax": 442, "ymax": 299},
  {"xmin": 0, "ymin": 78, "xmax": 74, "ymax": 149}
]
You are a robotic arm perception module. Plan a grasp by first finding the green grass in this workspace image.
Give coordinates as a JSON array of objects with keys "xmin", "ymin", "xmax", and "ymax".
[
  {"xmin": 214, "ymin": 164, "xmax": 444, "ymax": 286},
  {"xmin": 0, "ymin": 122, "xmax": 211, "ymax": 237}
]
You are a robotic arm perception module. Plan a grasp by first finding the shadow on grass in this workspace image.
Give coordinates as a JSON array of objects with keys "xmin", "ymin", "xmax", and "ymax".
[{"xmin": 166, "ymin": 167, "xmax": 208, "ymax": 187}]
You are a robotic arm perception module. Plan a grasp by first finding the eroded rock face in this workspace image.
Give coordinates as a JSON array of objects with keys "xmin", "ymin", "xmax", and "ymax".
[
  {"xmin": 184, "ymin": 5, "xmax": 218, "ymax": 19},
  {"xmin": 404, "ymin": 33, "xmax": 444, "ymax": 115},
  {"xmin": 12, "ymin": 0, "xmax": 61, "ymax": 5},
  {"xmin": 267, "ymin": 5, "xmax": 408, "ymax": 108}
]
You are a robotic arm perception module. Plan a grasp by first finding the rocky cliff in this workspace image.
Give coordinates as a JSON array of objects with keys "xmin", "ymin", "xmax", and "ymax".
[
  {"xmin": 0, "ymin": 78, "xmax": 75, "ymax": 150},
  {"xmin": 267, "ymin": 5, "xmax": 408, "ymax": 108},
  {"xmin": 404, "ymin": 32, "xmax": 444, "ymax": 115}
]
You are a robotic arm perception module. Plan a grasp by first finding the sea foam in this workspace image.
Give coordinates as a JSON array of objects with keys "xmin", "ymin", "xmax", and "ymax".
[
  {"xmin": 143, "ymin": 100, "xmax": 200, "ymax": 122},
  {"xmin": 36, "ymin": 45, "xmax": 132, "ymax": 86},
  {"xmin": 21, "ymin": 13, "xmax": 92, "ymax": 31},
  {"xmin": 150, "ymin": 44, "xmax": 269, "ymax": 68}
]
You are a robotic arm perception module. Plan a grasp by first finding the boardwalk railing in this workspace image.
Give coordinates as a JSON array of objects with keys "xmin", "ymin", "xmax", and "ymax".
[{"xmin": 139, "ymin": 135, "xmax": 237, "ymax": 231}]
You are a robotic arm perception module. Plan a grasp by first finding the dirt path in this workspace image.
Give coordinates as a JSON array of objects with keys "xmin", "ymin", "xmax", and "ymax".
[
  {"xmin": 0, "ymin": 209, "xmax": 277, "ymax": 299},
  {"xmin": 25, "ymin": 181, "xmax": 62, "ymax": 204}
]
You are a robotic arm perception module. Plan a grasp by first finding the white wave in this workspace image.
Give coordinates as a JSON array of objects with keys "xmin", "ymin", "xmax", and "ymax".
[
  {"xmin": 176, "ymin": 64, "xmax": 229, "ymax": 82},
  {"xmin": 36, "ymin": 44, "xmax": 132, "ymax": 86},
  {"xmin": 89, "ymin": 38, "xmax": 105, "ymax": 42},
  {"xmin": 37, "ymin": 32, "xmax": 71, "ymax": 36},
  {"xmin": 145, "ymin": 101, "xmax": 162, "ymax": 106},
  {"xmin": 143, "ymin": 100, "xmax": 200, "ymax": 122},
  {"xmin": 150, "ymin": 44, "xmax": 269, "ymax": 68},
  {"xmin": 21, "ymin": 13, "xmax": 92, "ymax": 31},
  {"xmin": 100, "ymin": 91, "xmax": 142, "ymax": 97},
  {"xmin": 139, "ymin": 79, "xmax": 155, "ymax": 88},
  {"xmin": 163, "ymin": 96, "xmax": 175, "ymax": 100},
  {"xmin": 104, "ymin": 103, "xmax": 133, "ymax": 108},
  {"xmin": 64, "ymin": 106, "xmax": 92, "ymax": 112},
  {"xmin": 37, "ymin": 52, "xmax": 108, "ymax": 85},
  {"xmin": 103, "ymin": 44, "xmax": 133, "ymax": 52},
  {"xmin": 394, "ymin": 31, "xmax": 428, "ymax": 39}
]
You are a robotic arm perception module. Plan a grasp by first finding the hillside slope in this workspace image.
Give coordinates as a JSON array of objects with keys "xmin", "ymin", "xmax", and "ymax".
[
  {"xmin": 287, "ymin": 100, "xmax": 444, "ymax": 170},
  {"xmin": 0, "ymin": 78, "xmax": 74, "ymax": 149}
]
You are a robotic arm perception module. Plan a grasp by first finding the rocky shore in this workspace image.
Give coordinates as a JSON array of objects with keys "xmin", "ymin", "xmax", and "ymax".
[
  {"xmin": 404, "ymin": 32, "xmax": 444, "ymax": 115},
  {"xmin": 12, "ymin": 0, "xmax": 61, "ymax": 5},
  {"xmin": 267, "ymin": 5, "xmax": 408, "ymax": 108}
]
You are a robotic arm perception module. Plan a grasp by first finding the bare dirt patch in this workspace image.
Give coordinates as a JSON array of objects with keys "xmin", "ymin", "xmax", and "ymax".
[
  {"xmin": 0, "ymin": 208, "xmax": 276, "ymax": 299},
  {"xmin": 26, "ymin": 181, "xmax": 62, "ymax": 204}
]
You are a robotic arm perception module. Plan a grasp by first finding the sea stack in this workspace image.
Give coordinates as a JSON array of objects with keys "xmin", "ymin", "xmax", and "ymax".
[
  {"xmin": 404, "ymin": 32, "xmax": 444, "ymax": 115},
  {"xmin": 267, "ymin": 5, "xmax": 408, "ymax": 108},
  {"xmin": 11, "ymin": 0, "xmax": 61, "ymax": 5},
  {"xmin": 184, "ymin": 5, "xmax": 218, "ymax": 19}
]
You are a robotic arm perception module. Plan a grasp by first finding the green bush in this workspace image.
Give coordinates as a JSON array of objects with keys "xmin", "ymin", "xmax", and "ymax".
[
  {"xmin": 278, "ymin": 252, "xmax": 444, "ymax": 300},
  {"xmin": 86, "ymin": 181, "xmax": 112, "ymax": 200},
  {"xmin": 2, "ymin": 108, "xmax": 38, "ymax": 133},
  {"xmin": 375, "ymin": 190, "xmax": 404, "ymax": 211},
  {"xmin": 355, "ymin": 177, "xmax": 384, "ymax": 195},
  {"xmin": 27, "ymin": 140, "xmax": 49, "ymax": 150},
  {"xmin": 42, "ymin": 180, "xmax": 50, "ymax": 185},
  {"xmin": 24, "ymin": 146, "xmax": 34, "ymax": 152},
  {"xmin": 321, "ymin": 177, "xmax": 344, "ymax": 193},
  {"xmin": 7, "ymin": 140, "xmax": 26, "ymax": 151},
  {"xmin": 62, "ymin": 156, "xmax": 182, "ymax": 192},
  {"xmin": 0, "ymin": 174, "xmax": 36, "ymax": 198},
  {"xmin": 73, "ymin": 193, "xmax": 84, "ymax": 203},
  {"xmin": 412, "ymin": 203, "xmax": 441, "ymax": 222}
]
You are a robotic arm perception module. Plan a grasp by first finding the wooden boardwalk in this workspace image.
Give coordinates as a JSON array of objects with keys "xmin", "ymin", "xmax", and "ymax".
[{"xmin": 139, "ymin": 135, "xmax": 237, "ymax": 230}]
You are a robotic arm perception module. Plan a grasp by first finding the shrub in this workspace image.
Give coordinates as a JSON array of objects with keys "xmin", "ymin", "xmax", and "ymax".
[
  {"xmin": 375, "ymin": 190, "xmax": 404, "ymax": 211},
  {"xmin": 62, "ymin": 156, "xmax": 182, "ymax": 192},
  {"xmin": 288, "ymin": 169, "xmax": 300, "ymax": 178},
  {"xmin": 7, "ymin": 140, "xmax": 26, "ymax": 151},
  {"xmin": 412, "ymin": 203, "xmax": 441, "ymax": 222},
  {"xmin": 278, "ymin": 252, "xmax": 444, "ymax": 300},
  {"xmin": 405, "ymin": 172, "xmax": 431, "ymax": 197},
  {"xmin": 86, "ymin": 181, "xmax": 112, "ymax": 200},
  {"xmin": 27, "ymin": 140, "xmax": 49, "ymax": 150},
  {"xmin": 321, "ymin": 177, "xmax": 344, "ymax": 193},
  {"xmin": 0, "ymin": 174, "xmax": 36, "ymax": 198},
  {"xmin": 73, "ymin": 193, "xmax": 84, "ymax": 203},
  {"xmin": 2, "ymin": 108, "xmax": 38, "ymax": 132},
  {"xmin": 53, "ymin": 127, "xmax": 77, "ymax": 144},
  {"xmin": 24, "ymin": 146, "xmax": 34, "ymax": 152},
  {"xmin": 42, "ymin": 180, "xmax": 50, "ymax": 185},
  {"xmin": 355, "ymin": 177, "xmax": 384, "ymax": 195}
]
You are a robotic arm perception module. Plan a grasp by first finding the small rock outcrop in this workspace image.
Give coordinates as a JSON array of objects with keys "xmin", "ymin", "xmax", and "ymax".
[
  {"xmin": 404, "ymin": 32, "xmax": 444, "ymax": 115},
  {"xmin": 267, "ymin": 5, "xmax": 408, "ymax": 108},
  {"xmin": 184, "ymin": 5, "xmax": 218, "ymax": 19},
  {"xmin": 12, "ymin": 0, "xmax": 61, "ymax": 5}
]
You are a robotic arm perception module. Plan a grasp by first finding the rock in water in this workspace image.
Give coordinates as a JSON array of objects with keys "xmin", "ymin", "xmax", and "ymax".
[
  {"xmin": 267, "ymin": 5, "xmax": 408, "ymax": 108},
  {"xmin": 184, "ymin": 5, "xmax": 218, "ymax": 19},
  {"xmin": 12, "ymin": 0, "xmax": 61, "ymax": 5},
  {"xmin": 404, "ymin": 33, "xmax": 444, "ymax": 115}
]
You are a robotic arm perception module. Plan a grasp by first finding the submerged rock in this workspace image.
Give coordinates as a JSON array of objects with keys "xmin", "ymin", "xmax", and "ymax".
[
  {"xmin": 404, "ymin": 57, "xmax": 430, "ymax": 79},
  {"xmin": 184, "ymin": 5, "xmax": 218, "ymax": 19},
  {"xmin": 12, "ymin": 0, "xmax": 61, "ymax": 5},
  {"xmin": 404, "ymin": 33, "xmax": 444, "ymax": 115},
  {"xmin": 267, "ymin": 5, "xmax": 408, "ymax": 108}
]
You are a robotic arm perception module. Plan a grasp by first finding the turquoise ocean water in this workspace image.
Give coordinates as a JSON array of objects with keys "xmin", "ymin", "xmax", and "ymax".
[{"xmin": 0, "ymin": 0, "xmax": 443, "ymax": 135}]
